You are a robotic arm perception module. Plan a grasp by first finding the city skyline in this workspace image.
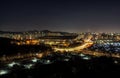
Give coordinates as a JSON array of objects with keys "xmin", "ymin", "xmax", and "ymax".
[{"xmin": 0, "ymin": 0, "xmax": 120, "ymax": 32}]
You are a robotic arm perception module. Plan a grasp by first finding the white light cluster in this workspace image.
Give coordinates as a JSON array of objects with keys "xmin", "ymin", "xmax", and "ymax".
[
  {"xmin": 8, "ymin": 62, "xmax": 20, "ymax": 68},
  {"xmin": 24, "ymin": 64, "xmax": 34, "ymax": 69},
  {"xmin": 0, "ymin": 70, "xmax": 9, "ymax": 75},
  {"xmin": 79, "ymin": 53, "xmax": 85, "ymax": 57},
  {"xmin": 82, "ymin": 56, "xmax": 91, "ymax": 60},
  {"xmin": 31, "ymin": 58, "xmax": 38, "ymax": 63}
]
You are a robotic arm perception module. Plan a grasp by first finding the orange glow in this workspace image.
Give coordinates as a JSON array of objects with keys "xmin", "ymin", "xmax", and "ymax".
[
  {"xmin": 17, "ymin": 42, "xmax": 20, "ymax": 45},
  {"xmin": 26, "ymin": 40, "xmax": 30, "ymax": 44},
  {"xmin": 36, "ymin": 53, "xmax": 43, "ymax": 58}
]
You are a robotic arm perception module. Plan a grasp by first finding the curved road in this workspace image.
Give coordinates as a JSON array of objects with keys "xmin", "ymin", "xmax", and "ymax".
[{"xmin": 53, "ymin": 36, "xmax": 93, "ymax": 52}]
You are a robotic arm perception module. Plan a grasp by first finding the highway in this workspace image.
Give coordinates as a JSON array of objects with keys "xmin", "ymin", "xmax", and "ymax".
[{"xmin": 53, "ymin": 35, "xmax": 93, "ymax": 52}]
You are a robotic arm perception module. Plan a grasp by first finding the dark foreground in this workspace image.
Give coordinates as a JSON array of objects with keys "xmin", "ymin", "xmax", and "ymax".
[{"xmin": 0, "ymin": 56, "xmax": 120, "ymax": 78}]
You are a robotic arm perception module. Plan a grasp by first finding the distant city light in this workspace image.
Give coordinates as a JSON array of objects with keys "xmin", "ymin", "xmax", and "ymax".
[
  {"xmin": 79, "ymin": 53, "xmax": 85, "ymax": 57},
  {"xmin": 31, "ymin": 58, "xmax": 38, "ymax": 63},
  {"xmin": 82, "ymin": 56, "xmax": 91, "ymax": 60},
  {"xmin": 0, "ymin": 70, "xmax": 9, "ymax": 76},
  {"xmin": 7, "ymin": 62, "xmax": 20, "ymax": 68},
  {"xmin": 64, "ymin": 58, "xmax": 69, "ymax": 61},
  {"xmin": 40, "ymin": 59, "xmax": 52, "ymax": 64},
  {"xmin": 24, "ymin": 64, "xmax": 34, "ymax": 69},
  {"xmin": 114, "ymin": 60, "xmax": 118, "ymax": 64}
]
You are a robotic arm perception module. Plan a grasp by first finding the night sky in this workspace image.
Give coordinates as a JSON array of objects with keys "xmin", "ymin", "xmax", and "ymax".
[{"xmin": 0, "ymin": 0, "xmax": 120, "ymax": 32}]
